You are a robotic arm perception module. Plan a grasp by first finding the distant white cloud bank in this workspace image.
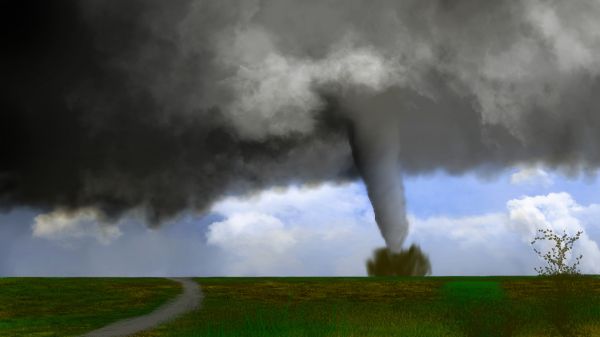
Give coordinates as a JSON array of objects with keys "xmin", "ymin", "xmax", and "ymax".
[
  {"xmin": 28, "ymin": 182, "xmax": 600, "ymax": 276},
  {"xmin": 207, "ymin": 185, "xmax": 600, "ymax": 275}
]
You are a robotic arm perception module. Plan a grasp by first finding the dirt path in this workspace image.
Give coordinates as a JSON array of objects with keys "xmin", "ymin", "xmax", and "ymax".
[{"xmin": 82, "ymin": 278, "xmax": 202, "ymax": 337}]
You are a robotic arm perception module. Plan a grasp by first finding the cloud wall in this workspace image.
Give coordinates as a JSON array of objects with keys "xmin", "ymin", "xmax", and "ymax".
[{"xmin": 4, "ymin": 0, "xmax": 600, "ymax": 250}]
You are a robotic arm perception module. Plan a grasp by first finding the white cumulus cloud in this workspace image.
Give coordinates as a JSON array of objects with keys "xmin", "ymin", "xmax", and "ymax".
[
  {"xmin": 32, "ymin": 208, "xmax": 122, "ymax": 245},
  {"xmin": 207, "ymin": 182, "xmax": 600, "ymax": 276},
  {"xmin": 510, "ymin": 166, "xmax": 553, "ymax": 187},
  {"xmin": 507, "ymin": 192, "xmax": 600, "ymax": 273},
  {"xmin": 206, "ymin": 182, "xmax": 383, "ymax": 276},
  {"xmin": 207, "ymin": 212, "xmax": 297, "ymax": 253}
]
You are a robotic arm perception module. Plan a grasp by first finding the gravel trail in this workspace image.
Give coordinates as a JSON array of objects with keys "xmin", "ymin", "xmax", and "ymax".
[{"xmin": 82, "ymin": 278, "xmax": 202, "ymax": 337}]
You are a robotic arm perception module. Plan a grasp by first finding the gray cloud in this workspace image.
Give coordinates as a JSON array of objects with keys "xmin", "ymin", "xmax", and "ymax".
[{"xmin": 3, "ymin": 0, "xmax": 600, "ymax": 252}]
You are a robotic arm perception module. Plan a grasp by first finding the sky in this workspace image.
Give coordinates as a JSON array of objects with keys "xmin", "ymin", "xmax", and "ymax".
[
  {"xmin": 3, "ymin": 1, "xmax": 600, "ymax": 277},
  {"xmin": 1, "ymin": 166, "xmax": 599, "ymax": 276}
]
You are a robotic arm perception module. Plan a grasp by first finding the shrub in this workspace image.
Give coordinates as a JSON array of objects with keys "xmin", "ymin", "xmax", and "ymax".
[
  {"xmin": 530, "ymin": 228, "xmax": 583, "ymax": 276},
  {"xmin": 531, "ymin": 228, "xmax": 591, "ymax": 337}
]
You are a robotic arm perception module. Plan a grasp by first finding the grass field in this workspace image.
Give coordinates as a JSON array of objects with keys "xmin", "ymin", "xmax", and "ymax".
[
  {"xmin": 0, "ymin": 278, "xmax": 181, "ymax": 337},
  {"xmin": 134, "ymin": 276, "xmax": 600, "ymax": 337}
]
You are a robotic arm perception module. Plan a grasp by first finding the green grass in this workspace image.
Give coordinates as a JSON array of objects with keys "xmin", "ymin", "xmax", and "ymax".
[
  {"xmin": 134, "ymin": 276, "xmax": 600, "ymax": 337},
  {"xmin": 0, "ymin": 277, "xmax": 181, "ymax": 337},
  {"xmin": 442, "ymin": 281, "xmax": 514, "ymax": 337},
  {"xmin": 1, "ymin": 276, "xmax": 597, "ymax": 337}
]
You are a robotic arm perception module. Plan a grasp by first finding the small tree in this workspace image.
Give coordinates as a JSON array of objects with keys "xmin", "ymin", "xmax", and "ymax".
[
  {"xmin": 531, "ymin": 228, "xmax": 592, "ymax": 337},
  {"xmin": 530, "ymin": 228, "xmax": 583, "ymax": 276}
]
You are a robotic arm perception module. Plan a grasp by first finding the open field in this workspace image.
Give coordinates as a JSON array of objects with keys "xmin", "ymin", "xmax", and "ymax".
[
  {"xmin": 134, "ymin": 276, "xmax": 600, "ymax": 337},
  {"xmin": 1, "ymin": 276, "xmax": 598, "ymax": 336},
  {"xmin": 0, "ymin": 278, "xmax": 181, "ymax": 337}
]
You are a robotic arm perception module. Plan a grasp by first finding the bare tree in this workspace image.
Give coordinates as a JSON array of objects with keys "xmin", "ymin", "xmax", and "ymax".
[{"xmin": 530, "ymin": 228, "xmax": 583, "ymax": 276}]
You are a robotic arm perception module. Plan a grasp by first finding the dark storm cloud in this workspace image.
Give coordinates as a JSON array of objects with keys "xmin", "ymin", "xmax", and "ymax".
[
  {"xmin": 0, "ymin": 0, "xmax": 353, "ymax": 225},
  {"xmin": 3, "ymin": 0, "xmax": 600, "ymax": 251}
]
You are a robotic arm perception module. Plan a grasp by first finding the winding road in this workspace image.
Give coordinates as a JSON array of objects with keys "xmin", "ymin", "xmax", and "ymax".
[{"xmin": 83, "ymin": 278, "xmax": 202, "ymax": 337}]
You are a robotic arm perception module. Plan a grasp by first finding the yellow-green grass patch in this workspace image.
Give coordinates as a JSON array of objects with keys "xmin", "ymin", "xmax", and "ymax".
[
  {"xmin": 134, "ymin": 276, "xmax": 600, "ymax": 337},
  {"xmin": 0, "ymin": 278, "xmax": 181, "ymax": 337}
]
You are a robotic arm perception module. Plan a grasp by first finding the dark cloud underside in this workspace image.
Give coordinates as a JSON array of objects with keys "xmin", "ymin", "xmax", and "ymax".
[{"xmin": 3, "ymin": 0, "xmax": 600, "ymax": 251}]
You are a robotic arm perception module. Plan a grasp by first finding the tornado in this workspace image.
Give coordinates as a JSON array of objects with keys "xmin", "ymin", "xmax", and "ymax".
[{"xmin": 350, "ymin": 111, "xmax": 407, "ymax": 253}]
